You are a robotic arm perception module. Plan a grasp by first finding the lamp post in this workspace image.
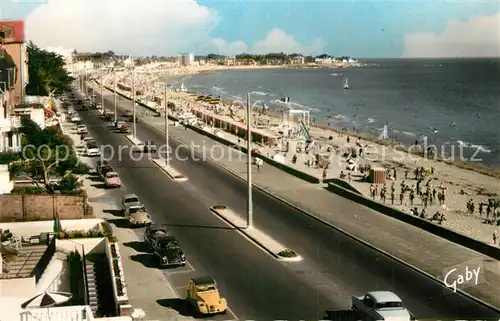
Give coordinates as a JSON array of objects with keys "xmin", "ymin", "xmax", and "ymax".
[
  {"xmin": 132, "ymin": 67, "xmax": 137, "ymax": 139},
  {"xmin": 164, "ymin": 83, "xmax": 169, "ymax": 166},
  {"xmin": 100, "ymin": 73, "xmax": 104, "ymax": 112},
  {"xmin": 113, "ymin": 71, "xmax": 117, "ymax": 124},
  {"xmin": 243, "ymin": 93, "xmax": 265, "ymax": 229}
]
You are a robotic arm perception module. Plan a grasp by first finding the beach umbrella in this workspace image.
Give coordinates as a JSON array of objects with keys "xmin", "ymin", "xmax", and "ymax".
[{"xmin": 21, "ymin": 291, "xmax": 72, "ymax": 309}]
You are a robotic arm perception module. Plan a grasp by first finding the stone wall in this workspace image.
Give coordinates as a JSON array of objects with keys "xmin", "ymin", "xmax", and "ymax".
[{"xmin": 0, "ymin": 194, "xmax": 88, "ymax": 222}]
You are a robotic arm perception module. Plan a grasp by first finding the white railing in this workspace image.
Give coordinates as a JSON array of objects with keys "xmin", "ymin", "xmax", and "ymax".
[{"xmin": 19, "ymin": 305, "xmax": 94, "ymax": 321}]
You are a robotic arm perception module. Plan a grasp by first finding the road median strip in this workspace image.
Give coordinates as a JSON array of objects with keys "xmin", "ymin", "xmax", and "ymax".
[
  {"xmin": 209, "ymin": 205, "xmax": 302, "ymax": 262},
  {"xmin": 125, "ymin": 134, "xmax": 144, "ymax": 146},
  {"xmin": 151, "ymin": 158, "xmax": 188, "ymax": 182}
]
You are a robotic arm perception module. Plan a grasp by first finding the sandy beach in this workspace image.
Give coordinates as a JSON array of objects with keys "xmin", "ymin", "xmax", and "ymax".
[{"xmin": 99, "ymin": 65, "xmax": 500, "ymax": 245}]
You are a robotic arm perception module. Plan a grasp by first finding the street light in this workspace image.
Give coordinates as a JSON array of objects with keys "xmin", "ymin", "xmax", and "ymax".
[
  {"xmin": 234, "ymin": 93, "xmax": 265, "ymax": 229},
  {"xmin": 155, "ymin": 81, "xmax": 170, "ymax": 166},
  {"xmin": 113, "ymin": 70, "xmax": 117, "ymax": 124},
  {"xmin": 100, "ymin": 72, "xmax": 104, "ymax": 113},
  {"xmin": 132, "ymin": 66, "xmax": 137, "ymax": 139}
]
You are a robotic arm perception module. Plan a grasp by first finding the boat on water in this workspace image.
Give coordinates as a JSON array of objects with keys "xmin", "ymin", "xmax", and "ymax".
[
  {"xmin": 343, "ymin": 78, "xmax": 351, "ymax": 90},
  {"xmin": 277, "ymin": 97, "xmax": 291, "ymax": 104},
  {"xmin": 178, "ymin": 83, "xmax": 188, "ymax": 92}
]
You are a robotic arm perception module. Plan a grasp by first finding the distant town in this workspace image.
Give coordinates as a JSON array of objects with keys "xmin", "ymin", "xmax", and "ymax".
[{"xmin": 69, "ymin": 50, "xmax": 360, "ymax": 68}]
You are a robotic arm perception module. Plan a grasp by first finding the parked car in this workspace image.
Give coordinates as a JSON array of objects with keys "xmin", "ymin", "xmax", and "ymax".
[
  {"xmin": 143, "ymin": 140, "xmax": 157, "ymax": 153},
  {"xmin": 115, "ymin": 121, "xmax": 125, "ymax": 129},
  {"xmin": 144, "ymin": 224, "xmax": 168, "ymax": 249},
  {"xmin": 120, "ymin": 124, "xmax": 131, "ymax": 133},
  {"xmin": 152, "ymin": 235, "xmax": 186, "ymax": 267},
  {"xmin": 82, "ymin": 136, "xmax": 94, "ymax": 147},
  {"xmin": 70, "ymin": 115, "xmax": 81, "ymax": 122},
  {"xmin": 122, "ymin": 110, "xmax": 133, "ymax": 117},
  {"xmin": 185, "ymin": 276, "xmax": 227, "ymax": 315},
  {"xmin": 122, "ymin": 193, "xmax": 144, "ymax": 214},
  {"xmin": 104, "ymin": 171, "xmax": 121, "ymax": 188},
  {"xmin": 96, "ymin": 160, "xmax": 109, "ymax": 174},
  {"xmin": 76, "ymin": 124, "xmax": 87, "ymax": 134},
  {"xmin": 125, "ymin": 207, "xmax": 152, "ymax": 227},
  {"xmin": 84, "ymin": 142, "xmax": 100, "ymax": 157},
  {"xmin": 351, "ymin": 291, "xmax": 415, "ymax": 321},
  {"xmin": 99, "ymin": 165, "xmax": 113, "ymax": 179}
]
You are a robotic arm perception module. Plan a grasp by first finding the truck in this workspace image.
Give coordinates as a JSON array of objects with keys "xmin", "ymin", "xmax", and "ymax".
[{"xmin": 351, "ymin": 291, "xmax": 415, "ymax": 321}]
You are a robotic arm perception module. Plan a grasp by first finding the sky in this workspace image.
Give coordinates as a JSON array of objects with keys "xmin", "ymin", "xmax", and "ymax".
[{"xmin": 2, "ymin": 0, "xmax": 499, "ymax": 58}]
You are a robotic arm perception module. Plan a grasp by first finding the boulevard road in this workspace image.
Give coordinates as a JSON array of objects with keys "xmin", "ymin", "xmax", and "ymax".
[{"xmin": 76, "ymin": 88, "xmax": 499, "ymax": 320}]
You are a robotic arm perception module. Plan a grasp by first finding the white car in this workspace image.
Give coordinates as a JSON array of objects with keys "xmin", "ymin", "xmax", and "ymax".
[
  {"xmin": 71, "ymin": 115, "xmax": 81, "ymax": 122},
  {"xmin": 76, "ymin": 125, "xmax": 87, "ymax": 134},
  {"xmin": 351, "ymin": 291, "xmax": 415, "ymax": 321},
  {"xmin": 84, "ymin": 142, "xmax": 100, "ymax": 157}
]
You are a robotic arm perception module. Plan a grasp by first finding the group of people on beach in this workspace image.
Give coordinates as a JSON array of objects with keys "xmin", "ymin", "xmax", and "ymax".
[{"xmin": 466, "ymin": 198, "xmax": 500, "ymax": 224}]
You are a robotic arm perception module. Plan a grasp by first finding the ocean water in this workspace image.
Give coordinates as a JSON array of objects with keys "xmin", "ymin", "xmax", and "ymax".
[{"xmin": 175, "ymin": 59, "xmax": 500, "ymax": 168}]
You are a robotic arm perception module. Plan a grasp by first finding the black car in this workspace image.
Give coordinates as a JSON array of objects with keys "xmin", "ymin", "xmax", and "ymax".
[
  {"xmin": 143, "ymin": 140, "xmax": 157, "ymax": 153},
  {"xmin": 144, "ymin": 224, "xmax": 168, "ymax": 249},
  {"xmin": 99, "ymin": 165, "xmax": 113, "ymax": 179},
  {"xmin": 152, "ymin": 235, "xmax": 186, "ymax": 267}
]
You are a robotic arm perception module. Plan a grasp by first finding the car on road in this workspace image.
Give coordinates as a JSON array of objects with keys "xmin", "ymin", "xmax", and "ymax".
[
  {"xmin": 125, "ymin": 207, "xmax": 152, "ymax": 227},
  {"xmin": 96, "ymin": 160, "xmax": 109, "ymax": 174},
  {"xmin": 84, "ymin": 142, "xmax": 100, "ymax": 157},
  {"xmin": 351, "ymin": 291, "xmax": 414, "ymax": 321},
  {"xmin": 70, "ymin": 114, "xmax": 81, "ymax": 122},
  {"xmin": 143, "ymin": 140, "xmax": 157, "ymax": 153},
  {"xmin": 144, "ymin": 224, "xmax": 168, "ymax": 249},
  {"xmin": 99, "ymin": 165, "xmax": 113, "ymax": 179},
  {"xmin": 122, "ymin": 193, "xmax": 144, "ymax": 214},
  {"xmin": 119, "ymin": 124, "xmax": 131, "ymax": 133},
  {"xmin": 82, "ymin": 136, "xmax": 94, "ymax": 147},
  {"xmin": 152, "ymin": 235, "xmax": 186, "ymax": 267},
  {"xmin": 115, "ymin": 121, "xmax": 125, "ymax": 129},
  {"xmin": 104, "ymin": 171, "xmax": 121, "ymax": 188},
  {"xmin": 122, "ymin": 110, "xmax": 133, "ymax": 117},
  {"xmin": 185, "ymin": 276, "xmax": 227, "ymax": 315},
  {"xmin": 76, "ymin": 124, "xmax": 87, "ymax": 134}
]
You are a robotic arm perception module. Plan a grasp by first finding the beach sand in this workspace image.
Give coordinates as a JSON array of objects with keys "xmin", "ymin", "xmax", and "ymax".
[{"xmin": 99, "ymin": 66, "xmax": 500, "ymax": 245}]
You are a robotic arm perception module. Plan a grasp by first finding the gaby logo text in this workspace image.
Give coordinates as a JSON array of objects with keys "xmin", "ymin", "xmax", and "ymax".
[{"xmin": 444, "ymin": 266, "xmax": 480, "ymax": 292}]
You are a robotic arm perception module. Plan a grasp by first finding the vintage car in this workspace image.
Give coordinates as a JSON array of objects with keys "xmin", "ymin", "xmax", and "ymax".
[
  {"xmin": 99, "ymin": 165, "xmax": 113, "ymax": 180},
  {"xmin": 144, "ymin": 224, "xmax": 168, "ymax": 249},
  {"xmin": 84, "ymin": 142, "xmax": 100, "ymax": 157},
  {"xmin": 122, "ymin": 110, "xmax": 133, "ymax": 117},
  {"xmin": 185, "ymin": 276, "xmax": 227, "ymax": 315},
  {"xmin": 352, "ymin": 291, "xmax": 415, "ymax": 321},
  {"xmin": 152, "ymin": 235, "xmax": 186, "ymax": 267},
  {"xmin": 120, "ymin": 124, "xmax": 131, "ymax": 133},
  {"xmin": 122, "ymin": 193, "xmax": 145, "ymax": 214},
  {"xmin": 104, "ymin": 171, "xmax": 121, "ymax": 188},
  {"xmin": 76, "ymin": 124, "xmax": 88, "ymax": 135},
  {"xmin": 125, "ymin": 207, "xmax": 152, "ymax": 227},
  {"xmin": 143, "ymin": 140, "xmax": 157, "ymax": 153}
]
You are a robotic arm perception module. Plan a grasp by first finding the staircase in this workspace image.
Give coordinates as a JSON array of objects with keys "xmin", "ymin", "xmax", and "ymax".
[
  {"xmin": 86, "ymin": 255, "xmax": 116, "ymax": 317},
  {"xmin": 85, "ymin": 260, "xmax": 98, "ymax": 315}
]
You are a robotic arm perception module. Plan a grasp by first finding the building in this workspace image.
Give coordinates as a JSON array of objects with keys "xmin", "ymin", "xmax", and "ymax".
[
  {"xmin": 0, "ymin": 20, "xmax": 28, "ymax": 105},
  {"xmin": 178, "ymin": 53, "xmax": 194, "ymax": 66},
  {"xmin": 0, "ymin": 55, "xmax": 22, "ymax": 152},
  {"xmin": 292, "ymin": 56, "xmax": 305, "ymax": 64}
]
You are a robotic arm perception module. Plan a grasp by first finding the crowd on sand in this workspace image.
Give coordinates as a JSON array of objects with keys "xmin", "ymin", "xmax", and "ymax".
[{"xmin": 102, "ymin": 68, "xmax": 500, "ymax": 246}]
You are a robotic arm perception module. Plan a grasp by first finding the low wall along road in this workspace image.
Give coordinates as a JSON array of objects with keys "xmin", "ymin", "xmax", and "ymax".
[{"xmin": 0, "ymin": 194, "xmax": 89, "ymax": 222}]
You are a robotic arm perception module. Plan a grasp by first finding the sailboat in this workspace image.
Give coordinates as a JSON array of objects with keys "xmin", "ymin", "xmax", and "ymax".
[
  {"xmin": 343, "ymin": 78, "xmax": 351, "ymax": 90},
  {"xmin": 179, "ymin": 83, "xmax": 187, "ymax": 92}
]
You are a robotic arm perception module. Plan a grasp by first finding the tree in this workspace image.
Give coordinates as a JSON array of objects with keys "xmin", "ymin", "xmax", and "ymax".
[
  {"xmin": 17, "ymin": 117, "xmax": 74, "ymax": 192},
  {"xmin": 26, "ymin": 41, "xmax": 74, "ymax": 96}
]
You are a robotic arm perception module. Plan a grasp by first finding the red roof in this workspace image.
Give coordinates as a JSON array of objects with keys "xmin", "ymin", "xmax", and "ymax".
[{"xmin": 0, "ymin": 20, "xmax": 25, "ymax": 43}]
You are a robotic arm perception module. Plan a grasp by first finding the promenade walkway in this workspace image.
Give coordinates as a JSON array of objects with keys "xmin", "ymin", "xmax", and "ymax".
[{"xmin": 91, "ymin": 82, "xmax": 500, "ymax": 309}]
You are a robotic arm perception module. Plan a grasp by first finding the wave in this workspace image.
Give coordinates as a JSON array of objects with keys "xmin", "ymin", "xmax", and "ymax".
[
  {"xmin": 456, "ymin": 140, "xmax": 492, "ymax": 153},
  {"xmin": 367, "ymin": 117, "xmax": 376, "ymax": 123},
  {"xmin": 393, "ymin": 129, "xmax": 416, "ymax": 137}
]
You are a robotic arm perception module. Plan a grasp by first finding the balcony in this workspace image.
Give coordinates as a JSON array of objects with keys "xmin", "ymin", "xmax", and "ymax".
[{"xmin": 0, "ymin": 116, "xmax": 21, "ymax": 132}]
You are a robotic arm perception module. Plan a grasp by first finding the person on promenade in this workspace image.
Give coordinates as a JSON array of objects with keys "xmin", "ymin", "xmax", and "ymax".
[
  {"xmin": 399, "ymin": 192, "xmax": 404, "ymax": 205},
  {"xmin": 409, "ymin": 189, "xmax": 415, "ymax": 206},
  {"xmin": 493, "ymin": 230, "xmax": 497, "ymax": 245}
]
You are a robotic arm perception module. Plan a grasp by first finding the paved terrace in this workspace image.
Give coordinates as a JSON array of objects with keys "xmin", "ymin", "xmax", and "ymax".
[
  {"xmin": 0, "ymin": 244, "xmax": 47, "ymax": 279},
  {"xmin": 92, "ymin": 82, "xmax": 500, "ymax": 309}
]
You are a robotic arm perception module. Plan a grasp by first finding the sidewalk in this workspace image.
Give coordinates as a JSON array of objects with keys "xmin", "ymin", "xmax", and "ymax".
[
  {"xmin": 60, "ymin": 104, "xmax": 193, "ymax": 321},
  {"xmin": 90, "ymin": 82, "xmax": 500, "ymax": 308}
]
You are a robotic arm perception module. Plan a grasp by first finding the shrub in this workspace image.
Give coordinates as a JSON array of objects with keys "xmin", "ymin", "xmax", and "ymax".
[
  {"xmin": 110, "ymin": 244, "xmax": 124, "ymax": 296},
  {"xmin": 10, "ymin": 186, "xmax": 44, "ymax": 194},
  {"xmin": 101, "ymin": 222, "xmax": 117, "ymax": 242},
  {"xmin": 277, "ymin": 249, "xmax": 298, "ymax": 258}
]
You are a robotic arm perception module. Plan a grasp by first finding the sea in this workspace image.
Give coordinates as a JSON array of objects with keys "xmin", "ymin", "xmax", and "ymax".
[{"xmin": 172, "ymin": 59, "xmax": 500, "ymax": 168}]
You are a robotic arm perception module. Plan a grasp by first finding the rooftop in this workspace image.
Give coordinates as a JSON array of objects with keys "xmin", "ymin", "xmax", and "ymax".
[
  {"xmin": 192, "ymin": 276, "xmax": 216, "ymax": 286},
  {"xmin": 0, "ymin": 244, "xmax": 48, "ymax": 279}
]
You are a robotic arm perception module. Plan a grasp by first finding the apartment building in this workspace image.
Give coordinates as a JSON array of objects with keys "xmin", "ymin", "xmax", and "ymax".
[
  {"xmin": 178, "ymin": 53, "xmax": 194, "ymax": 66},
  {"xmin": 0, "ymin": 20, "xmax": 28, "ymax": 152}
]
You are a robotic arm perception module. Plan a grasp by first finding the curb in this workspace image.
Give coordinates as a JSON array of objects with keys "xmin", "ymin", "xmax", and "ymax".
[
  {"xmin": 150, "ymin": 158, "xmax": 187, "ymax": 182},
  {"xmin": 209, "ymin": 207, "xmax": 302, "ymax": 262}
]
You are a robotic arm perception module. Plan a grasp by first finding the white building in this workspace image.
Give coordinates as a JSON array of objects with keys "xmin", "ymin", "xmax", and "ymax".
[
  {"xmin": 0, "ymin": 89, "xmax": 22, "ymax": 152},
  {"xmin": 178, "ymin": 53, "xmax": 194, "ymax": 66}
]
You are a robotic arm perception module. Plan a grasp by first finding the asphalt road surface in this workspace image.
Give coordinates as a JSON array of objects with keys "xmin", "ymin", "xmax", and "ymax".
[{"xmin": 74, "ymin": 88, "xmax": 499, "ymax": 320}]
